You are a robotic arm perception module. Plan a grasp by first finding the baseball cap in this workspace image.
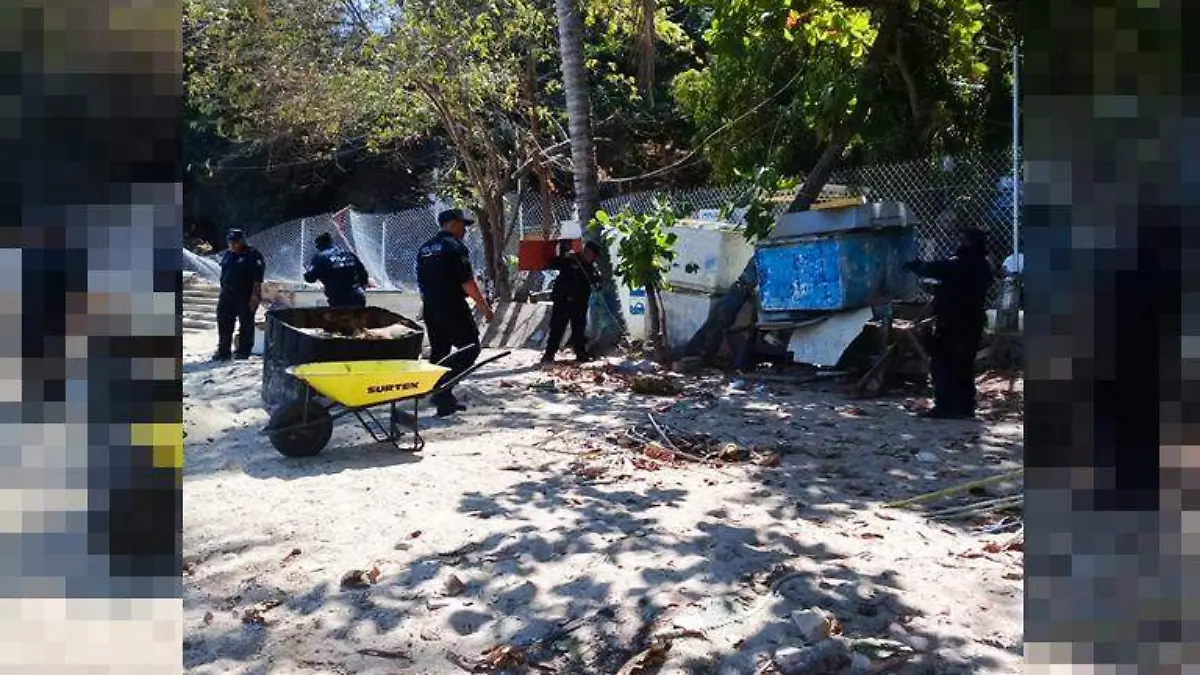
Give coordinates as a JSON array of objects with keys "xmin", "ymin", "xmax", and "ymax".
[
  {"xmin": 437, "ymin": 208, "xmax": 476, "ymax": 227},
  {"xmin": 226, "ymin": 228, "xmax": 246, "ymax": 242}
]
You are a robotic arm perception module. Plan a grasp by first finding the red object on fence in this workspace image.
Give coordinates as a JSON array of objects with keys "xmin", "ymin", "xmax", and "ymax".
[{"xmin": 518, "ymin": 237, "xmax": 582, "ymax": 271}]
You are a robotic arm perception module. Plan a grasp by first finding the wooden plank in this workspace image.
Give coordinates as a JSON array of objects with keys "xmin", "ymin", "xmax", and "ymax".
[{"xmin": 811, "ymin": 196, "xmax": 869, "ymax": 211}]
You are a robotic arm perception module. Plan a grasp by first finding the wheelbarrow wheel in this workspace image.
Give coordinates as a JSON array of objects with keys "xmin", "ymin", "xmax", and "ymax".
[{"xmin": 267, "ymin": 401, "xmax": 334, "ymax": 458}]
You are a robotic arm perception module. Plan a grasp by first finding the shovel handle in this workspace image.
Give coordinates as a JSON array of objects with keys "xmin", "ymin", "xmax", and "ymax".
[{"xmin": 429, "ymin": 350, "xmax": 511, "ymax": 396}]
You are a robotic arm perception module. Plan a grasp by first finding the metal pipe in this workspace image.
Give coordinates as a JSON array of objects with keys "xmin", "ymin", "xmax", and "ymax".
[{"xmin": 1011, "ymin": 42, "xmax": 1020, "ymax": 264}]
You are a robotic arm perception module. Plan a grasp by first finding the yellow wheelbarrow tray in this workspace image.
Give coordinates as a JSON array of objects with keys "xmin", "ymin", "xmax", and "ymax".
[{"xmin": 261, "ymin": 346, "xmax": 511, "ymax": 457}]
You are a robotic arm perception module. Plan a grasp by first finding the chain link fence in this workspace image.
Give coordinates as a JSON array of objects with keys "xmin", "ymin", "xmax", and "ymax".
[{"xmin": 221, "ymin": 150, "xmax": 1019, "ymax": 300}]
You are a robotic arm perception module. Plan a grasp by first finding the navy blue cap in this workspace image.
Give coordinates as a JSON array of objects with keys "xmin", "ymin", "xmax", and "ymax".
[
  {"xmin": 437, "ymin": 208, "xmax": 475, "ymax": 227},
  {"xmin": 226, "ymin": 229, "xmax": 246, "ymax": 242}
]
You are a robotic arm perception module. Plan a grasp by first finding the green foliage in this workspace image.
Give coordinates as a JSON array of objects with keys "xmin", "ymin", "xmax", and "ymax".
[
  {"xmin": 670, "ymin": 0, "xmax": 1002, "ymax": 178},
  {"xmin": 720, "ymin": 166, "xmax": 799, "ymax": 242},
  {"xmin": 595, "ymin": 198, "xmax": 686, "ymax": 292}
]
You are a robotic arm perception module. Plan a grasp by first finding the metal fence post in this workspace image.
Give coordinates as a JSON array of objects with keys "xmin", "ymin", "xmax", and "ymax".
[
  {"xmin": 299, "ymin": 217, "xmax": 307, "ymax": 273},
  {"xmin": 1011, "ymin": 42, "xmax": 1021, "ymax": 264},
  {"xmin": 380, "ymin": 216, "xmax": 388, "ymax": 288}
]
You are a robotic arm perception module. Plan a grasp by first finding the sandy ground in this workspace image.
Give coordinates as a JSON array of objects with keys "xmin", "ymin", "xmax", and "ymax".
[{"xmin": 182, "ymin": 329, "xmax": 1023, "ymax": 675}]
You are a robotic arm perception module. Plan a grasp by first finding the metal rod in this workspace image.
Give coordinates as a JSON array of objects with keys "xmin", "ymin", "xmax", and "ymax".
[
  {"xmin": 380, "ymin": 216, "xmax": 388, "ymax": 288},
  {"xmin": 1011, "ymin": 42, "xmax": 1020, "ymax": 264},
  {"xmin": 299, "ymin": 218, "xmax": 308, "ymax": 272}
]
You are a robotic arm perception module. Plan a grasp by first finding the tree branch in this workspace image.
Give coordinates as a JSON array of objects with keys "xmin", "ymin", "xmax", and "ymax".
[{"xmin": 785, "ymin": 3, "xmax": 903, "ymax": 213}]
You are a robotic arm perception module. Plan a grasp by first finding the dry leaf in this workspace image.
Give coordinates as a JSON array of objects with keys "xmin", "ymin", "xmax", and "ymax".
[
  {"xmin": 643, "ymin": 442, "xmax": 677, "ymax": 462},
  {"xmin": 241, "ymin": 608, "xmax": 266, "ymax": 625},
  {"xmin": 616, "ymin": 639, "xmax": 671, "ymax": 675},
  {"xmin": 630, "ymin": 457, "xmax": 661, "ymax": 471},
  {"xmin": 366, "ymin": 567, "xmax": 382, "ymax": 584},
  {"xmin": 753, "ymin": 452, "xmax": 782, "ymax": 467},
  {"xmin": 480, "ymin": 644, "xmax": 525, "ymax": 670},
  {"xmin": 282, "ymin": 548, "xmax": 302, "ymax": 564},
  {"xmin": 202, "ymin": 611, "xmax": 214, "ymax": 626},
  {"xmin": 409, "ymin": 530, "xmax": 423, "ymax": 539},
  {"xmin": 340, "ymin": 569, "xmax": 372, "ymax": 590},
  {"xmin": 860, "ymin": 532, "xmax": 885, "ymax": 540}
]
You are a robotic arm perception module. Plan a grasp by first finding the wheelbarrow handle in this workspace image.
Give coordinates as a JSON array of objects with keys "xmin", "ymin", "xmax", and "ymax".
[
  {"xmin": 434, "ymin": 343, "xmax": 480, "ymax": 367},
  {"xmin": 429, "ymin": 350, "xmax": 512, "ymax": 397}
]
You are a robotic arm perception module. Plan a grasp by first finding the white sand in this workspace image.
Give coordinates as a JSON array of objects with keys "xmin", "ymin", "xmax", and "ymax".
[{"xmin": 183, "ymin": 329, "xmax": 1023, "ymax": 674}]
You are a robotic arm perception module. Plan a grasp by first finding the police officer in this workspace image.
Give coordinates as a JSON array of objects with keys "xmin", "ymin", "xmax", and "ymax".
[
  {"xmin": 416, "ymin": 208, "xmax": 494, "ymax": 417},
  {"xmin": 304, "ymin": 232, "xmax": 370, "ymax": 308},
  {"xmin": 542, "ymin": 239, "xmax": 603, "ymax": 364},
  {"xmin": 215, "ymin": 229, "xmax": 266, "ymax": 361},
  {"xmin": 903, "ymin": 228, "xmax": 994, "ymax": 418}
]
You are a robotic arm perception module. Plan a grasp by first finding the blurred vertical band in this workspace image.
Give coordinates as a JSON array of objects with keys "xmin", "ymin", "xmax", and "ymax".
[{"xmin": 0, "ymin": 0, "xmax": 182, "ymax": 670}]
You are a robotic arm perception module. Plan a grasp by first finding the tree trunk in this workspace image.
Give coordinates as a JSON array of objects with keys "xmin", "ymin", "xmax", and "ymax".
[
  {"xmin": 477, "ymin": 194, "xmax": 512, "ymax": 301},
  {"xmin": 635, "ymin": 0, "xmax": 657, "ymax": 103},
  {"xmin": 554, "ymin": 0, "xmax": 626, "ymax": 346},
  {"xmin": 680, "ymin": 4, "xmax": 903, "ymax": 363},
  {"xmin": 554, "ymin": 0, "xmax": 599, "ymax": 229},
  {"xmin": 646, "ymin": 283, "xmax": 668, "ymax": 361}
]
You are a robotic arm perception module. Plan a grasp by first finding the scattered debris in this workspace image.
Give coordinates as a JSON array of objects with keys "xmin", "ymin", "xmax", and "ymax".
[
  {"xmin": 202, "ymin": 611, "xmax": 214, "ymax": 626},
  {"xmin": 340, "ymin": 566, "xmax": 381, "ymax": 590},
  {"xmin": 478, "ymin": 644, "xmax": 525, "ymax": 670},
  {"xmin": 885, "ymin": 470, "xmax": 1024, "ymax": 509},
  {"xmin": 616, "ymin": 638, "xmax": 672, "ymax": 675},
  {"xmin": 791, "ymin": 607, "xmax": 840, "ymax": 643},
  {"xmin": 281, "ymin": 548, "xmax": 302, "ymax": 565},
  {"xmin": 774, "ymin": 637, "xmax": 852, "ymax": 675},
  {"xmin": 631, "ymin": 375, "xmax": 681, "ymax": 396},
  {"xmin": 357, "ymin": 648, "xmax": 412, "ymax": 661},
  {"xmin": 643, "ymin": 442, "xmax": 678, "ymax": 463},
  {"xmin": 240, "ymin": 599, "xmax": 282, "ymax": 625},
  {"xmin": 444, "ymin": 574, "xmax": 467, "ymax": 597},
  {"xmin": 930, "ymin": 495, "xmax": 1023, "ymax": 521}
]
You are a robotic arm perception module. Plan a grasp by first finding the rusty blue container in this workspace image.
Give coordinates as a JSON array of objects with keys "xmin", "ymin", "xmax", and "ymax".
[{"xmin": 755, "ymin": 226, "xmax": 919, "ymax": 312}]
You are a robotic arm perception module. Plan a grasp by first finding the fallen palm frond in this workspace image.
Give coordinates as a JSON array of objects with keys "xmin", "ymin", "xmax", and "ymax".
[{"xmin": 884, "ymin": 469, "xmax": 1024, "ymax": 509}]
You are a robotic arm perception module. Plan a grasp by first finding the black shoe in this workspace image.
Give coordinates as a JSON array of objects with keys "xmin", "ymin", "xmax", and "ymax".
[
  {"xmin": 435, "ymin": 403, "xmax": 467, "ymax": 418},
  {"xmin": 234, "ymin": 353, "xmax": 251, "ymax": 361},
  {"xmin": 212, "ymin": 353, "xmax": 232, "ymax": 362},
  {"xmin": 540, "ymin": 355, "xmax": 556, "ymax": 365},
  {"xmin": 575, "ymin": 353, "xmax": 592, "ymax": 363}
]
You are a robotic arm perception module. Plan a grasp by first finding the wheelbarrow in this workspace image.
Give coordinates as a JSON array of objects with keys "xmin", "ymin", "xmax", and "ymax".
[{"xmin": 261, "ymin": 346, "xmax": 510, "ymax": 457}]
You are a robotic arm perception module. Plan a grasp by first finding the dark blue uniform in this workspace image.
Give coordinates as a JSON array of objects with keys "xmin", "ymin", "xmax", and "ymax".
[
  {"xmin": 304, "ymin": 245, "xmax": 369, "ymax": 308},
  {"xmin": 905, "ymin": 246, "xmax": 994, "ymax": 417},
  {"xmin": 416, "ymin": 230, "xmax": 479, "ymax": 409},
  {"xmin": 217, "ymin": 246, "xmax": 265, "ymax": 358},
  {"xmin": 544, "ymin": 252, "xmax": 599, "ymax": 362}
]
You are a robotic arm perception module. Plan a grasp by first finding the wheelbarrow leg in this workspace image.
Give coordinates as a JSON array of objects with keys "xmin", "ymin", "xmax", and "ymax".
[
  {"xmin": 411, "ymin": 397, "xmax": 425, "ymax": 453},
  {"xmin": 387, "ymin": 400, "xmax": 405, "ymax": 452}
]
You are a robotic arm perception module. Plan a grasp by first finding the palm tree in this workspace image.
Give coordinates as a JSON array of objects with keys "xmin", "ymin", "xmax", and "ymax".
[{"xmin": 553, "ymin": 0, "xmax": 626, "ymax": 343}]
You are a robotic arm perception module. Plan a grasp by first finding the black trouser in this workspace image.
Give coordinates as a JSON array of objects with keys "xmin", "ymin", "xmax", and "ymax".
[
  {"xmin": 423, "ymin": 303, "xmax": 479, "ymax": 408},
  {"xmin": 927, "ymin": 323, "xmax": 984, "ymax": 415},
  {"xmin": 326, "ymin": 287, "xmax": 367, "ymax": 308},
  {"xmin": 544, "ymin": 296, "xmax": 588, "ymax": 360},
  {"xmin": 216, "ymin": 296, "xmax": 255, "ymax": 358}
]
